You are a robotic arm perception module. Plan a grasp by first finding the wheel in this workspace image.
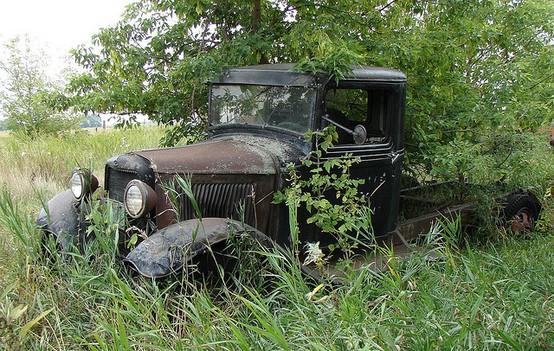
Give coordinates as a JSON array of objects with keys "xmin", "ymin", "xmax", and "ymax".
[
  {"xmin": 187, "ymin": 228, "xmax": 289, "ymax": 293},
  {"xmin": 502, "ymin": 193, "xmax": 541, "ymax": 236}
]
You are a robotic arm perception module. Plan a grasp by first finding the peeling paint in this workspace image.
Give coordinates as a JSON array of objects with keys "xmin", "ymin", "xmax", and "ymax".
[{"xmin": 134, "ymin": 135, "xmax": 301, "ymax": 175}]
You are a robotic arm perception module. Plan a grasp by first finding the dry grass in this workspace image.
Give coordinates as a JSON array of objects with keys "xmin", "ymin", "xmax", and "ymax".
[{"xmin": 0, "ymin": 127, "xmax": 166, "ymax": 206}]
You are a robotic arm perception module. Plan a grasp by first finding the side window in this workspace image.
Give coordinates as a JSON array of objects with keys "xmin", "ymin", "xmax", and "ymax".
[{"xmin": 325, "ymin": 88, "xmax": 389, "ymax": 144}]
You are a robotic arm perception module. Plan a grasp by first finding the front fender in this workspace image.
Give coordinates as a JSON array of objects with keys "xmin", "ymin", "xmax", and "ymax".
[
  {"xmin": 124, "ymin": 218, "xmax": 275, "ymax": 278},
  {"xmin": 37, "ymin": 189, "xmax": 85, "ymax": 251}
]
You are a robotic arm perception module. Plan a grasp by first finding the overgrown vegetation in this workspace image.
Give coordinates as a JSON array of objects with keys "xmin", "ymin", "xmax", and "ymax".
[
  {"xmin": 274, "ymin": 126, "xmax": 373, "ymax": 257},
  {"xmin": 0, "ymin": 126, "xmax": 167, "ymax": 209},
  {"xmin": 1, "ymin": 128, "xmax": 554, "ymax": 350},
  {"xmin": 0, "ymin": 1, "xmax": 552, "ymax": 348}
]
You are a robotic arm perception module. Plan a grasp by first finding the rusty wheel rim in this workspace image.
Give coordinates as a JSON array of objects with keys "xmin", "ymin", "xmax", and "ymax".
[{"xmin": 509, "ymin": 209, "xmax": 535, "ymax": 236}]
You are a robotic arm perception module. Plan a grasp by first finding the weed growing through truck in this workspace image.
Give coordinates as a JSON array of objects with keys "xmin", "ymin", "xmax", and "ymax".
[{"xmin": 274, "ymin": 126, "xmax": 374, "ymax": 259}]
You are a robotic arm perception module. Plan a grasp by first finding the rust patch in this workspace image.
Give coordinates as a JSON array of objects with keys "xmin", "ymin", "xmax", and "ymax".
[{"xmin": 134, "ymin": 136, "xmax": 297, "ymax": 175}]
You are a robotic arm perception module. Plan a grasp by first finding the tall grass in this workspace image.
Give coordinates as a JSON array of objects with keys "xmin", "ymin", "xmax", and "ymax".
[
  {"xmin": 0, "ymin": 127, "xmax": 167, "ymax": 208},
  {"xmin": 0, "ymin": 129, "xmax": 553, "ymax": 350}
]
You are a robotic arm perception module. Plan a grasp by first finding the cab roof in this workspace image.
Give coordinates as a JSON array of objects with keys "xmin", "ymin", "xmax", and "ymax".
[{"xmin": 210, "ymin": 64, "xmax": 406, "ymax": 87}]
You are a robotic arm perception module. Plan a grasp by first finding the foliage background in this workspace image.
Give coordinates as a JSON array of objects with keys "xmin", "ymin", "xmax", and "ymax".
[{"xmin": 63, "ymin": 0, "xmax": 554, "ymax": 181}]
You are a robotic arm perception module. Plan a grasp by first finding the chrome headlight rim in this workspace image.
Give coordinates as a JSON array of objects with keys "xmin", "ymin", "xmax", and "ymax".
[
  {"xmin": 123, "ymin": 179, "xmax": 158, "ymax": 219},
  {"xmin": 70, "ymin": 168, "xmax": 99, "ymax": 200}
]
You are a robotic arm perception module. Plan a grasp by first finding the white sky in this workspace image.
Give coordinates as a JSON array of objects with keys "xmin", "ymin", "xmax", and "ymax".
[
  {"xmin": 0, "ymin": 0, "xmax": 131, "ymax": 63},
  {"xmin": 0, "ymin": 0, "xmax": 132, "ymax": 121}
]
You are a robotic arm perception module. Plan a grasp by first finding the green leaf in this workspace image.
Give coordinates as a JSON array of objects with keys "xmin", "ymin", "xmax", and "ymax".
[
  {"xmin": 19, "ymin": 307, "xmax": 55, "ymax": 338},
  {"xmin": 9, "ymin": 304, "xmax": 28, "ymax": 322}
]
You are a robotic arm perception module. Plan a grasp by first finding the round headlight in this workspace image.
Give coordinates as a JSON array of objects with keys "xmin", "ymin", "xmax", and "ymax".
[
  {"xmin": 69, "ymin": 169, "xmax": 99, "ymax": 200},
  {"xmin": 124, "ymin": 180, "xmax": 158, "ymax": 218},
  {"xmin": 70, "ymin": 171, "xmax": 84, "ymax": 199}
]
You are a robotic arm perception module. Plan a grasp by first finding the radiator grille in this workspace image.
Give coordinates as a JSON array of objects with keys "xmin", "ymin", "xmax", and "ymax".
[
  {"xmin": 107, "ymin": 168, "xmax": 138, "ymax": 203},
  {"xmin": 180, "ymin": 183, "xmax": 256, "ymax": 225}
]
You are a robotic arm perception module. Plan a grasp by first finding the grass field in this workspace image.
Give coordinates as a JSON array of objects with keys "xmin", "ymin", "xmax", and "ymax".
[{"xmin": 1, "ymin": 127, "xmax": 553, "ymax": 350}]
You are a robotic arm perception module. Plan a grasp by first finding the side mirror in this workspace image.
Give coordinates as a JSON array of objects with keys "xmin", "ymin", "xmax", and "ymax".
[
  {"xmin": 352, "ymin": 125, "xmax": 367, "ymax": 145},
  {"xmin": 322, "ymin": 115, "xmax": 367, "ymax": 145}
]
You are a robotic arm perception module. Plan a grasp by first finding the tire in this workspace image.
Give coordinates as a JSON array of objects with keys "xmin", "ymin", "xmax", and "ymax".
[{"xmin": 502, "ymin": 193, "xmax": 541, "ymax": 237}]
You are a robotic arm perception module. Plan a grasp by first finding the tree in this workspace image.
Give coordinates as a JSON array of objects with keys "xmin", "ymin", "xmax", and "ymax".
[
  {"xmin": 66, "ymin": 0, "xmax": 364, "ymax": 145},
  {"xmin": 66, "ymin": 0, "xmax": 554, "ymax": 181},
  {"xmin": 0, "ymin": 36, "xmax": 80, "ymax": 138}
]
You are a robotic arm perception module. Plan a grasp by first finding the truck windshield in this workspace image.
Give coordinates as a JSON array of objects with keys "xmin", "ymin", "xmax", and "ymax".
[{"xmin": 210, "ymin": 85, "xmax": 316, "ymax": 133}]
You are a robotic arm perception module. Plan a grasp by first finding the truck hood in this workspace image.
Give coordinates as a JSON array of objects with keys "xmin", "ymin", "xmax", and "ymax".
[{"xmin": 133, "ymin": 135, "xmax": 302, "ymax": 175}]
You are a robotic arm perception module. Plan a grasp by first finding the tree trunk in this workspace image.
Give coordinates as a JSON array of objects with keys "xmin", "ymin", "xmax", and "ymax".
[{"xmin": 252, "ymin": 0, "xmax": 269, "ymax": 64}]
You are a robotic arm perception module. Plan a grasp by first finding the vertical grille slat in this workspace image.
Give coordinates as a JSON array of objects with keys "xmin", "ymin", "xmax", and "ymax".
[
  {"xmin": 227, "ymin": 184, "xmax": 238, "ymax": 215},
  {"xmin": 179, "ymin": 183, "xmax": 256, "ymax": 226},
  {"xmin": 207, "ymin": 184, "xmax": 220, "ymax": 214}
]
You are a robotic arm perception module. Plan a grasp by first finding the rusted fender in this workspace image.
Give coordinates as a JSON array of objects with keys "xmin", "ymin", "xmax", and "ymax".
[
  {"xmin": 36, "ymin": 189, "xmax": 83, "ymax": 251},
  {"xmin": 124, "ymin": 218, "xmax": 277, "ymax": 279}
]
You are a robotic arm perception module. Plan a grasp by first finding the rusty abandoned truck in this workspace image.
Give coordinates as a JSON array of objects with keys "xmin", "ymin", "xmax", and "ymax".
[{"xmin": 37, "ymin": 64, "xmax": 541, "ymax": 278}]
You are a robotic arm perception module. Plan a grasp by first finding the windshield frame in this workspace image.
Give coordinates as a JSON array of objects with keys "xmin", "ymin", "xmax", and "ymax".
[{"xmin": 208, "ymin": 84, "xmax": 318, "ymax": 135}]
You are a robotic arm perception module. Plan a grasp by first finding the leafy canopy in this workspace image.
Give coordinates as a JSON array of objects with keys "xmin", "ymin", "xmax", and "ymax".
[{"xmin": 66, "ymin": 0, "xmax": 553, "ymax": 180}]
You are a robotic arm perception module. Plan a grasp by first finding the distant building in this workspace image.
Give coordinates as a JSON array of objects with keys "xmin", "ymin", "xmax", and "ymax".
[{"xmin": 80, "ymin": 113, "xmax": 102, "ymax": 128}]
